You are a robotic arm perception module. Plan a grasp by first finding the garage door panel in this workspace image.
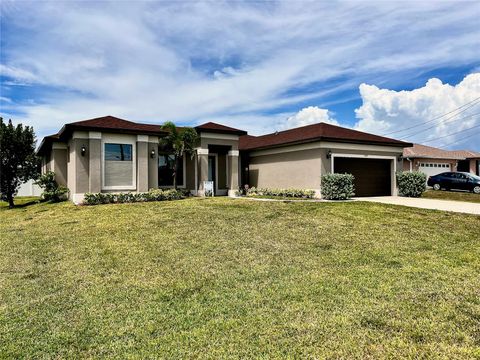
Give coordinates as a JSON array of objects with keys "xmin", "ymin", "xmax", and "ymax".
[{"xmin": 334, "ymin": 157, "xmax": 391, "ymax": 197}]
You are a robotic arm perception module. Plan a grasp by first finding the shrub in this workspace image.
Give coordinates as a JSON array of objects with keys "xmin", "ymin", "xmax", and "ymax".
[
  {"xmin": 245, "ymin": 187, "xmax": 315, "ymax": 199},
  {"xmin": 396, "ymin": 171, "xmax": 426, "ymax": 197},
  {"xmin": 35, "ymin": 171, "xmax": 69, "ymax": 202},
  {"xmin": 83, "ymin": 188, "xmax": 185, "ymax": 205},
  {"xmin": 321, "ymin": 173, "xmax": 355, "ymax": 200}
]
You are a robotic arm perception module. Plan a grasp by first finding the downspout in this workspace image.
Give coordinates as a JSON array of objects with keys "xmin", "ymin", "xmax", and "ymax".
[{"xmin": 406, "ymin": 157, "xmax": 412, "ymax": 172}]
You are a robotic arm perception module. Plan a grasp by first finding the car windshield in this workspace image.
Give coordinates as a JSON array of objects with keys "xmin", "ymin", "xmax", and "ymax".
[{"xmin": 470, "ymin": 174, "xmax": 480, "ymax": 180}]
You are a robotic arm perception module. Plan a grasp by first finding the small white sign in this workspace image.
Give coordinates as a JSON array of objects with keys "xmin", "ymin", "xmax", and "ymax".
[{"xmin": 204, "ymin": 181, "xmax": 214, "ymax": 197}]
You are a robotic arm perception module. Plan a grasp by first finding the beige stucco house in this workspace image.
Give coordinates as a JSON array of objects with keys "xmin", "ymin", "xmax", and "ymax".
[
  {"xmin": 37, "ymin": 116, "xmax": 412, "ymax": 203},
  {"xmin": 403, "ymin": 143, "xmax": 480, "ymax": 177}
]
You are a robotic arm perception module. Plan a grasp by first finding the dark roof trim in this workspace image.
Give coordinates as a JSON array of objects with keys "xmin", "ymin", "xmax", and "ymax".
[
  {"xmin": 195, "ymin": 122, "xmax": 247, "ymax": 136},
  {"xmin": 244, "ymin": 136, "xmax": 413, "ymax": 152}
]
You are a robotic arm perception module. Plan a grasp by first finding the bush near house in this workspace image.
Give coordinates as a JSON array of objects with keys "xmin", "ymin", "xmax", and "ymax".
[
  {"xmin": 396, "ymin": 171, "xmax": 426, "ymax": 198},
  {"xmin": 243, "ymin": 187, "xmax": 316, "ymax": 199},
  {"xmin": 321, "ymin": 173, "xmax": 355, "ymax": 200},
  {"xmin": 83, "ymin": 189, "xmax": 185, "ymax": 205},
  {"xmin": 35, "ymin": 171, "xmax": 69, "ymax": 202}
]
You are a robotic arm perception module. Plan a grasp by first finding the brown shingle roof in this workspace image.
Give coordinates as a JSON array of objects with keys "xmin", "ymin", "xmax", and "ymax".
[
  {"xmin": 239, "ymin": 122, "xmax": 411, "ymax": 150},
  {"xmin": 450, "ymin": 149, "xmax": 480, "ymax": 159},
  {"xmin": 66, "ymin": 115, "xmax": 166, "ymax": 135},
  {"xmin": 403, "ymin": 143, "xmax": 480, "ymax": 160},
  {"xmin": 195, "ymin": 122, "xmax": 247, "ymax": 135}
]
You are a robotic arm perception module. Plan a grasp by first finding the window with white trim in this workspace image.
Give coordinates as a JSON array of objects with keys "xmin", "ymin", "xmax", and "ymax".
[{"xmin": 104, "ymin": 143, "xmax": 133, "ymax": 187}]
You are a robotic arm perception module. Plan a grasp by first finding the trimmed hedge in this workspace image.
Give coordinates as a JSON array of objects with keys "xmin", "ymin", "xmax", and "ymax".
[
  {"xmin": 244, "ymin": 187, "xmax": 316, "ymax": 199},
  {"xmin": 396, "ymin": 171, "xmax": 426, "ymax": 197},
  {"xmin": 321, "ymin": 173, "xmax": 355, "ymax": 200},
  {"xmin": 83, "ymin": 189, "xmax": 185, "ymax": 205}
]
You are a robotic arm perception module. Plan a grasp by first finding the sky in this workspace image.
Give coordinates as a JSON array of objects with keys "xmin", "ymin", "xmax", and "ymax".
[{"xmin": 1, "ymin": 1, "xmax": 480, "ymax": 150}]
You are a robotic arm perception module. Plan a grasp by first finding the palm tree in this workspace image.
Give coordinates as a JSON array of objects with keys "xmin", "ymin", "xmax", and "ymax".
[{"xmin": 159, "ymin": 122, "xmax": 199, "ymax": 189}]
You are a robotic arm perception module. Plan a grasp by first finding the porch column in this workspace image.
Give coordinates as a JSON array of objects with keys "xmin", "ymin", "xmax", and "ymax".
[
  {"xmin": 88, "ymin": 132, "xmax": 102, "ymax": 193},
  {"xmin": 137, "ymin": 135, "xmax": 149, "ymax": 193},
  {"xmin": 197, "ymin": 148, "xmax": 209, "ymax": 196},
  {"xmin": 227, "ymin": 150, "xmax": 239, "ymax": 197}
]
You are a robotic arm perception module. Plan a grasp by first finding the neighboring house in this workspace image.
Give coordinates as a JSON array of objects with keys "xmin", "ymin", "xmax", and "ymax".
[
  {"xmin": 37, "ymin": 116, "xmax": 412, "ymax": 203},
  {"xmin": 403, "ymin": 143, "xmax": 480, "ymax": 177}
]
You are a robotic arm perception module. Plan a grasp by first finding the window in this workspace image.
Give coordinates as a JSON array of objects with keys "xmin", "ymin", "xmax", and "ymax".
[
  {"xmin": 158, "ymin": 153, "xmax": 184, "ymax": 187},
  {"xmin": 104, "ymin": 143, "xmax": 134, "ymax": 188},
  {"xmin": 105, "ymin": 144, "xmax": 132, "ymax": 161}
]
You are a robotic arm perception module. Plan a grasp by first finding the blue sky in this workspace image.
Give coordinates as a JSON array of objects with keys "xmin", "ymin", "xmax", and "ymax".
[{"xmin": 1, "ymin": 1, "xmax": 480, "ymax": 150}]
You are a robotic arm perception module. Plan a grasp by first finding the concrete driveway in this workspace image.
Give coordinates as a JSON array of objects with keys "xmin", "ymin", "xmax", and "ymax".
[{"xmin": 357, "ymin": 196, "xmax": 480, "ymax": 215}]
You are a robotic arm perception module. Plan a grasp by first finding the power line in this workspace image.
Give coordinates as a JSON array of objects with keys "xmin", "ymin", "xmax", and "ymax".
[
  {"xmin": 381, "ymin": 96, "xmax": 480, "ymax": 136},
  {"xmin": 421, "ymin": 123, "xmax": 480, "ymax": 143},
  {"xmin": 399, "ymin": 111, "xmax": 480, "ymax": 140},
  {"xmin": 438, "ymin": 130, "xmax": 480, "ymax": 149}
]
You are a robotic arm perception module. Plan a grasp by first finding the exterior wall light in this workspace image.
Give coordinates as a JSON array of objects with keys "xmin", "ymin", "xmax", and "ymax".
[
  {"xmin": 81, "ymin": 145, "xmax": 87, "ymax": 157},
  {"xmin": 326, "ymin": 150, "xmax": 332, "ymax": 159},
  {"xmin": 150, "ymin": 149, "xmax": 156, "ymax": 158},
  {"xmin": 397, "ymin": 155, "xmax": 404, "ymax": 162}
]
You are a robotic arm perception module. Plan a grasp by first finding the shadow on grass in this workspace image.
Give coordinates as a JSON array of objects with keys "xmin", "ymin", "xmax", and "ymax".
[{"xmin": 0, "ymin": 197, "xmax": 42, "ymax": 210}]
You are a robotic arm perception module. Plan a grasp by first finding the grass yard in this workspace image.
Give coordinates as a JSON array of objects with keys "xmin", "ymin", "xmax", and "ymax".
[
  {"xmin": 1, "ymin": 198, "xmax": 479, "ymax": 358},
  {"xmin": 422, "ymin": 189, "xmax": 480, "ymax": 203}
]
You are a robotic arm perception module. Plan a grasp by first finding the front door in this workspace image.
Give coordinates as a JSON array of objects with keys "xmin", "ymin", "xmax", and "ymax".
[{"xmin": 208, "ymin": 155, "xmax": 216, "ymax": 194}]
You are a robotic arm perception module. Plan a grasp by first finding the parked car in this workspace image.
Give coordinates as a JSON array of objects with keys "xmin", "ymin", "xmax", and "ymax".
[{"xmin": 427, "ymin": 172, "xmax": 480, "ymax": 193}]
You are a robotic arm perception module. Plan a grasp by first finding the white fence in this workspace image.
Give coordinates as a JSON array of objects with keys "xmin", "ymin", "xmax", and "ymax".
[{"xmin": 16, "ymin": 179, "xmax": 42, "ymax": 197}]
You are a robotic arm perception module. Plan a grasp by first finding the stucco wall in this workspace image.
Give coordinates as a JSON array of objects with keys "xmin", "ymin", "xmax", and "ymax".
[
  {"xmin": 185, "ymin": 155, "xmax": 196, "ymax": 190},
  {"xmin": 52, "ymin": 148, "xmax": 68, "ymax": 186},
  {"xmin": 248, "ymin": 148, "xmax": 322, "ymax": 189}
]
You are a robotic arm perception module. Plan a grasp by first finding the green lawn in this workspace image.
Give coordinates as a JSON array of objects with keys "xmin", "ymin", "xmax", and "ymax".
[
  {"xmin": 422, "ymin": 189, "xmax": 480, "ymax": 203},
  {"xmin": 1, "ymin": 198, "xmax": 479, "ymax": 358}
]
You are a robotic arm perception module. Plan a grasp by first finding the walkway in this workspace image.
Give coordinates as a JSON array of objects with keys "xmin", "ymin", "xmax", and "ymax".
[{"xmin": 358, "ymin": 196, "xmax": 480, "ymax": 215}]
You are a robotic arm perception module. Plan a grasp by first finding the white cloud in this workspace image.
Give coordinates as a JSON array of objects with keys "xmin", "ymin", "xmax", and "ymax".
[
  {"xmin": 0, "ymin": 1, "xmax": 479, "ymax": 143},
  {"xmin": 0, "ymin": 64, "xmax": 37, "ymax": 82},
  {"xmin": 280, "ymin": 106, "xmax": 338, "ymax": 130},
  {"xmin": 355, "ymin": 73, "xmax": 480, "ymax": 149}
]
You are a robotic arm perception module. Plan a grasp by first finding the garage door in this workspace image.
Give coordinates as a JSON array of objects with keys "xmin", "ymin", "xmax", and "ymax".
[
  {"xmin": 334, "ymin": 157, "xmax": 391, "ymax": 197},
  {"xmin": 418, "ymin": 162, "xmax": 450, "ymax": 177}
]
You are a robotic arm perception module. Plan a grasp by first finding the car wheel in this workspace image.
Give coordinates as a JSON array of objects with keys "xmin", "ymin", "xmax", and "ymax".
[
  {"xmin": 473, "ymin": 186, "xmax": 480, "ymax": 194},
  {"xmin": 433, "ymin": 184, "xmax": 441, "ymax": 191}
]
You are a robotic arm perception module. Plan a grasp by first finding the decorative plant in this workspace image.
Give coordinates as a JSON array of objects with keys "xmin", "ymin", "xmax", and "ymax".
[
  {"xmin": 396, "ymin": 171, "xmax": 426, "ymax": 197},
  {"xmin": 159, "ymin": 122, "xmax": 199, "ymax": 189},
  {"xmin": 321, "ymin": 173, "xmax": 355, "ymax": 200},
  {"xmin": 245, "ymin": 187, "xmax": 316, "ymax": 199},
  {"xmin": 35, "ymin": 171, "xmax": 69, "ymax": 202},
  {"xmin": 83, "ymin": 189, "xmax": 185, "ymax": 205}
]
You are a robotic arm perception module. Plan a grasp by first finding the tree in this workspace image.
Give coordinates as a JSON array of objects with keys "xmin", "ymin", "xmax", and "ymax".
[
  {"xmin": 159, "ymin": 122, "xmax": 199, "ymax": 189},
  {"xmin": 0, "ymin": 118, "xmax": 40, "ymax": 208}
]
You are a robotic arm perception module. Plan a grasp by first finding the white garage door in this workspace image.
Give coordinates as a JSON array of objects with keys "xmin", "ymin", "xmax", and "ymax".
[{"xmin": 418, "ymin": 162, "xmax": 450, "ymax": 177}]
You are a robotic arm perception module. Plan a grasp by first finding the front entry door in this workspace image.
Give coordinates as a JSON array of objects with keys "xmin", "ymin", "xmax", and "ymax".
[{"xmin": 208, "ymin": 155, "xmax": 216, "ymax": 194}]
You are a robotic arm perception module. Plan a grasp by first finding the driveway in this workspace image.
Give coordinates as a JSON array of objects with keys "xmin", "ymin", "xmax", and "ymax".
[{"xmin": 357, "ymin": 196, "xmax": 480, "ymax": 215}]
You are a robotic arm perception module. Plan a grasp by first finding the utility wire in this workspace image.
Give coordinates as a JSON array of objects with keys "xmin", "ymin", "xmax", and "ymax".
[
  {"xmin": 399, "ymin": 111, "xmax": 480, "ymax": 140},
  {"xmin": 381, "ymin": 96, "xmax": 480, "ymax": 136},
  {"xmin": 438, "ymin": 130, "xmax": 480, "ymax": 149},
  {"xmin": 421, "ymin": 123, "xmax": 480, "ymax": 143}
]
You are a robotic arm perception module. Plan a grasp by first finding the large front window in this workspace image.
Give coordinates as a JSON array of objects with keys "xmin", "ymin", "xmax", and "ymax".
[
  {"xmin": 104, "ymin": 143, "xmax": 133, "ymax": 187},
  {"xmin": 158, "ymin": 154, "xmax": 184, "ymax": 187}
]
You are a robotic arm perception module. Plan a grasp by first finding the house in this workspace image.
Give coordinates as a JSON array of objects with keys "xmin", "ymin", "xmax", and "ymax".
[
  {"xmin": 37, "ymin": 116, "xmax": 412, "ymax": 203},
  {"xmin": 403, "ymin": 143, "xmax": 480, "ymax": 177}
]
